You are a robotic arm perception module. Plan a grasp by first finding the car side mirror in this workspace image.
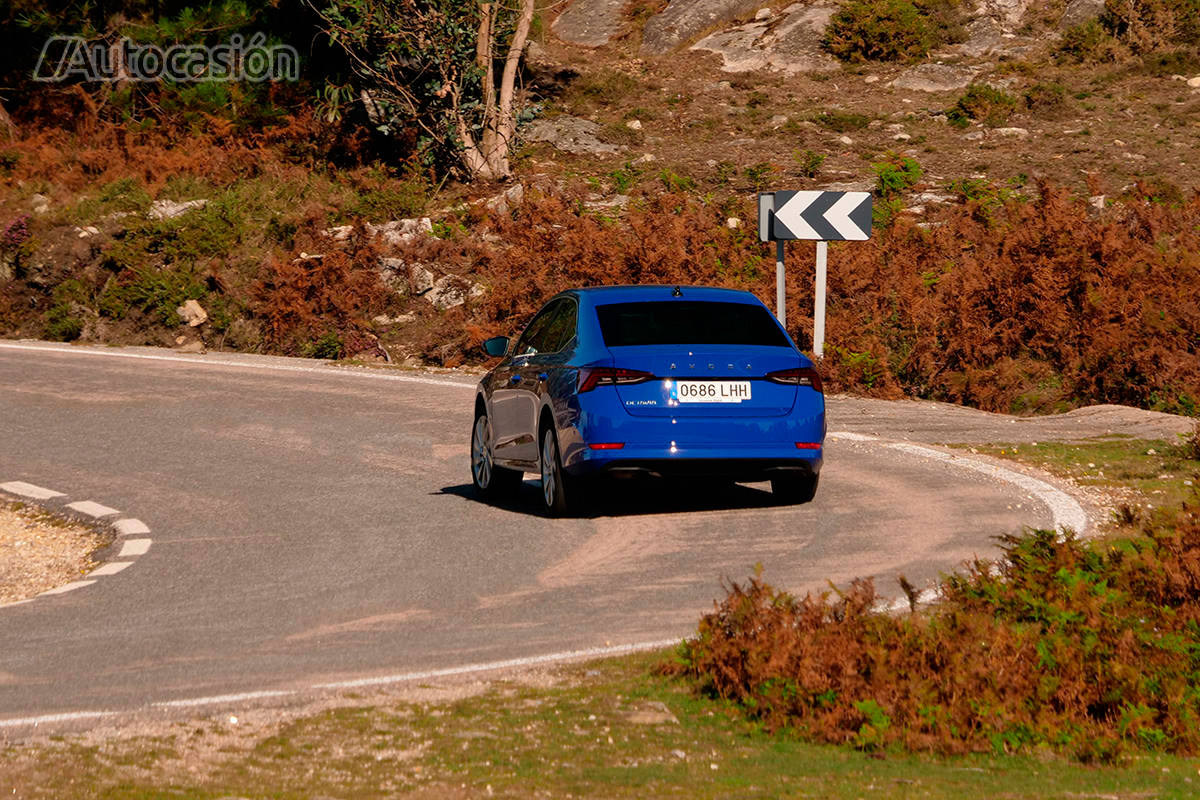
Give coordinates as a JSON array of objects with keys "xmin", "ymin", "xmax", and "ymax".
[{"xmin": 483, "ymin": 336, "xmax": 510, "ymax": 357}]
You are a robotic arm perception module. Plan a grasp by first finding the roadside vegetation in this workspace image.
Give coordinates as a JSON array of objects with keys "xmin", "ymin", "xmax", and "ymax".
[
  {"xmin": 665, "ymin": 430, "xmax": 1200, "ymax": 763},
  {"xmin": 5, "ymin": 651, "xmax": 1200, "ymax": 798}
]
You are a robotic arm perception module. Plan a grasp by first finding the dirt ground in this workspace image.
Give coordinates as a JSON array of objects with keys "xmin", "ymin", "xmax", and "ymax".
[{"xmin": 0, "ymin": 501, "xmax": 110, "ymax": 605}]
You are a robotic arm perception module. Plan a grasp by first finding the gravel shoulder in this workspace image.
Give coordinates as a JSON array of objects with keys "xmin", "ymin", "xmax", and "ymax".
[
  {"xmin": 828, "ymin": 396, "xmax": 1195, "ymax": 445},
  {"xmin": 0, "ymin": 501, "xmax": 112, "ymax": 604}
]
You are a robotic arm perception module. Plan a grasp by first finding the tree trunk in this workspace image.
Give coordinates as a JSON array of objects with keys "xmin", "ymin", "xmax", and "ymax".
[
  {"xmin": 458, "ymin": 0, "xmax": 535, "ymax": 181},
  {"xmin": 0, "ymin": 100, "xmax": 16, "ymax": 141}
]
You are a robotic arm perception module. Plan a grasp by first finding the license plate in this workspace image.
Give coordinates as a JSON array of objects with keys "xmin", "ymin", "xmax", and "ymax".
[{"xmin": 672, "ymin": 380, "xmax": 752, "ymax": 403}]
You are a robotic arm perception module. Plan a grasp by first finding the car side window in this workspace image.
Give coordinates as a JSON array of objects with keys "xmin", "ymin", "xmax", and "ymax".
[
  {"xmin": 540, "ymin": 299, "xmax": 577, "ymax": 354},
  {"xmin": 513, "ymin": 300, "xmax": 564, "ymax": 357}
]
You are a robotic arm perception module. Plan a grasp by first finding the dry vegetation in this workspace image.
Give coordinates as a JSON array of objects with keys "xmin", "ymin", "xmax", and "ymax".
[{"xmin": 666, "ymin": 496, "xmax": 1200, "ymax": 761}]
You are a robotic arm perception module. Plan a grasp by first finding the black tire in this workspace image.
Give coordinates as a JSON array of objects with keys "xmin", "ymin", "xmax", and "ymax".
[
  {"xmin": 471, "ymin": 412, "xmax": 522, "ymax": 499},
  {"xmin": 539, "ymin": 426, "xmax": 574, "ymax": 517},
  {"xmin": 771, "ymin": 473, "xmax": 819, "ymax": 505}
]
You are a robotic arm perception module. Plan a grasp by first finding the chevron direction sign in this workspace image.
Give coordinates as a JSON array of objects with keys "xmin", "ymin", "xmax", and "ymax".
[
  {"xmin": 758, "ymin": 190, "xmax": 872, "ymax": 242},
  {"xmin": 757, "ymin": 190, "xmax": 873, "ymax": 359}
]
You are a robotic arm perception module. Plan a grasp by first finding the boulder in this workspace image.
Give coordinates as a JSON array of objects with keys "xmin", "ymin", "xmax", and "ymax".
[
  {"xmin": 552, "ymin": 0, "xmax": 629, "ymax": 47},
  {"xmin": 176, "ymin": 299, "xmax": 208, "ymax": 327},
  {"xmin": 641, "ymin": 0, "xmax": 764, "ymax": 56},
  {"xmin": 366, "ymin": 217, "xmax": 433, "ymax": 247},
  {"xmin": 1059, "ymin": 0, "xmax": 1105, "ymax": 28},
  {"xmin": 690, "ymin": 3, "xmax": 841, "ymax": 74},
  {"xmin": 485, "ymin": 184, "xmax": 526, "ymax": 216},
  {"xmin": 524, "ymin": 116, "xmax": 622, "ymax": 155},
  {"xmin": 148, "ymin": 198, "xmax": 208, "ymax": 220},
  {"xmin": 427, "ymin": 276, "xmax": 485, "ymax": 310},
  {"xmin": 891, "ymin": 63, "xmax": 979, "ymax": 92},
  {"xmin": 973, "ymin": 0, "xmax": 1032, "ymax": 26}
]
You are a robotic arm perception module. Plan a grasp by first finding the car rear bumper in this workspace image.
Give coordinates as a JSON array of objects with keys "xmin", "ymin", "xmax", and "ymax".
[{"xmin": 565, "ymin": 444, "xmax": 821, "ymax": 481}]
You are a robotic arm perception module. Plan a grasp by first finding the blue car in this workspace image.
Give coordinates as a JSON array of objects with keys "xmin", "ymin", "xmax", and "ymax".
[{"xmin": 471, "ymin": 286, "xmax": 825, "ymax": 515}]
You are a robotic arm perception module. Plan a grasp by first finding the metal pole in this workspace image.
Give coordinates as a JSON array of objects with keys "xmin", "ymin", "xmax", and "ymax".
[
  {"xmin": 775, "ymin": 240, "xmax": 786, "ymax": 328},
  {"xmin": 814, "ymin": 240, "xmax": 828, "ymax": 359}
]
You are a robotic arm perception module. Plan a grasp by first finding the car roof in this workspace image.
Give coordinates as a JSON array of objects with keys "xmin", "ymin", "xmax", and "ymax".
[{"xmin": 564, "ymin": 285, "xmax": 764, "ymax": 305}]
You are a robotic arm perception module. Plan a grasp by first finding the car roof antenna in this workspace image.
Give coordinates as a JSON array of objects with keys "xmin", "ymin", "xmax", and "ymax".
[{"xmin": 672, "ymin": 286, "xmax": 683, "ymax": 297}]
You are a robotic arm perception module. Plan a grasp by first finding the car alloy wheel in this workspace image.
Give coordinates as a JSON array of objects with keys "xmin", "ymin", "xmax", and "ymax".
[
  {"xmin": 540, "ymin": 428, "xmax": 572, "ymax": 516},
  {"xmin": 472, "ymin": 414, "xmax": 493, "ymax": 490}
]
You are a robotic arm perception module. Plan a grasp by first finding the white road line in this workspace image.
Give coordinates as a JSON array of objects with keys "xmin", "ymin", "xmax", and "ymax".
[
  {"xmin": 118, "ymin": 539, "xmax": 152, "ymax": 557},
  {"xmin": 313, "ymin": 638, "xmax": 681, "ymax": 690},
  {"xmin": 0, "ymin": 342, "xmax": 476, "ymax": 390},
  {"xmin": 113, "ymin": 518, "xmax": 150, "ymax": 536},
  {"xmin": 38, "ymin": 580, "xmax": 96, "ymax": 596},
  {"xmin": 0, "ymin": 599, "xmax": 33, "ymax": 610},
  {"xmin": 66, "ymin": 500, "xmax": 120, "ymax": 518},
  {"xmin": 0, "ymin": 710, "xmax": 116, "ymax": 728},
  {"xmin": 826, "ymin": 431, "xmax": 877, "ymax": 441},
  {"xmin": 886, "ymin": 441, "xmax": 1088, "ymax": 533},
  {"xmin": 153, "ymin": 690, "xmax": 296, "ymax": 708},
  {"xmin": 0, "ymin": 481, "xmax": 66, "ymax": 500},
  {"xmin": 90, "ymin": 561, "xmax": 133, "ymax": 576}
]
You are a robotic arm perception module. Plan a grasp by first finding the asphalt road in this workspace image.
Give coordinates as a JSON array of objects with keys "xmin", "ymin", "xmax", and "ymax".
[{"xmin": 0, "ymin": 342, "xmax": 1068, "ymax": 730}]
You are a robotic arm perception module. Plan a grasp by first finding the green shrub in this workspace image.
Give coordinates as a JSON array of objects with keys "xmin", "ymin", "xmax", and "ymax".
[
  {"xmin": 305, "ymin": 331, "xmax": 344, "ymax": 360},
  {"xmin": 792, "ymin": 149, "xmax": 827, "ymax": 179},
  {"xmin": 873, "ymin": 154, "xmax": 923, "ymax": 197},
  {"xmin": 1058, "ymin": 19, "xmax": 1123, "ymax": 62},
  {"xmin": 743, "ymin": 162, "xmax": 777, "ymax": 191},
  {"xmin": 1024, "ymin": 82, "xmax": 1069, "ymax": 115},
  {"xmin": 947, "ymin": 84, "xmax": 1018, "ymax": 128},
  {"xmin": 823, "ymin": 0, "xmax": 936, "ymax": 62},
  {"xmin": 813, "ymin": 110, "xmax": 871, "ymax": 132},
  {"xmin": 99, "ymin": 266, "xmax": 206, "ymax": 326}
]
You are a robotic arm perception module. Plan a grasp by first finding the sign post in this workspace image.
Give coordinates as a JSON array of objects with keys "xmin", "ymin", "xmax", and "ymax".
[{"xmin": 758, "ymin": 190, "xmax": 872, "ymax": 359}]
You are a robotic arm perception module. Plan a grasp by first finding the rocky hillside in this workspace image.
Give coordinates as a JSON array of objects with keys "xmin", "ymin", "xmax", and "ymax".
[{"xmin": 0, "ymin": 0, "xmax": 1197, "ymax": 415}]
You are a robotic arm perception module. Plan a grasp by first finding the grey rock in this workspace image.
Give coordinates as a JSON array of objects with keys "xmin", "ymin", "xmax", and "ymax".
[
  {"xmin": 891, "ymin": 63, "xmax": 979, "ymax": 92},
  {"xmin": 964, "ymin": 130, "xmax": 986, "ymax": 140},
  {"xmin": 376, "ymin": 257, "xmax": 410, "ymax": 293},
  {"xmin": 552, "ymin": 0, "xmax": 629, "ymax": 47},
  {"xmin": 1188, "ymin": 76, "xmax": 1200, "ymax": 88},
  {"xmin": 0, "ymin": 253, "xmax": 13, "ymax": 282},
  {"xmin": 410, "ymin": 264, "xmax": 436, "ymax": 295},
  {"xmin": 30, "ymin": 193, "xmax": 50, "ymax": 214},
  {"xmin": 367, "ymin": 217, "xmax": 433, "ymax": 247},
  {"xmin": 622, "ymin": 701, "xmax": 679, "ymax": 725},
  {"xmin": 690, "ymin": 3, "xmax": 841, "ymax": 74},
  {"xmin": 322, "ymin": 224, "xmax": 355, "ymax": 241},
  {"xmin": 1059, "ymin": 0, "xmax": 1104, "ymax": 28},
  {"xmin": 176, "ymin": 299, "xmax": 208, "ymax": 327},
  {"xmin": 148, "ymin": 198, "xmax": 208, "ymax": 220},
  {"xmin": 427, "ymin": 276, "xmax": 485, "ymax": 310},
  {"xmin": 994, "ymin": 126, "xmax": 1029, "ymax": 137},
  {"xmin": 973, "ymin": 0, "xmax": 1032, "ymax": 26},
  {"xmin": 642, "ymin": 0, "xmax": 763, "ymax": 56},
  {"xmin": 525, "ymin": 116, "xmax": 621, "ymax": 155},
  {"xmin": 1088, "ymin": 194, "xmax": 1106, "ymax": 212},
  {"xmin": 953, "ymin": 16, "xmax": 1007, "ymax": 57},
  {"xmin": 586, "ymin": 194, "xmax": 631, "ymax": 210},
  {"xmin": 485, "ymin": 184, "xmax": 525, "ymax": 216},
  {"xmin": 373, "ymin": 313, "xmax": 417, "ymax": 325},
  {"xmin": 175, "ymin": 340, "xmax": 206, "ymax": 354},
  {"xmin": 820, "ymin": 180, "xmax": 874, "ymax": 193},
  {"xmin": 912, "ymin": 192, "xmax": 956, "ymax": 204}
]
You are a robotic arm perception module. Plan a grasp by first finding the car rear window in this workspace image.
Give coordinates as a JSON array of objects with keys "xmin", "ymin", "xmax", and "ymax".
[{"xmin": 595, "ymin": 301, "xmax": 791, "ymax": 348}]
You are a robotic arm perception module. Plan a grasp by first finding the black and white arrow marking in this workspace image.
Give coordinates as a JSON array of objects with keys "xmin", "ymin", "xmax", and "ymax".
[{"xmin": 770, "ymin": 190, "xmax": 872, "ymax": 241}]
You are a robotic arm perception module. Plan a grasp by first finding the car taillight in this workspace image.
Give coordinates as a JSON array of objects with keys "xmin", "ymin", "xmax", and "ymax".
[
  {"xmin": 578, "ymin": 367, "xmax": 654, "ymax": 393},
  {"xmin": 765, "ymin": 367, "xmax": 823, "ymax": 393}
]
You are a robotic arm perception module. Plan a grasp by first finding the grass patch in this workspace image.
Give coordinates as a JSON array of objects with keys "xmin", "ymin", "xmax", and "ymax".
[{"xmin": 956, "ymin": 433, "xmax": 1200, "ymax": 514}]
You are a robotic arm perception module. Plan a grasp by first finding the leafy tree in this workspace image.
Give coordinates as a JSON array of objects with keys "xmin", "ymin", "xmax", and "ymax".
[{"xmin": 306, "ymin": 0, "xmax": 535, "ymax": 181}]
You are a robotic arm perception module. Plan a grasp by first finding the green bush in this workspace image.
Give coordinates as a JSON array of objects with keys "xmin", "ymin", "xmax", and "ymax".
[
  {"xmin": 947, "ymin": 84, "xmax": 1018, "ymax": 128},
  {"xmin": 823, "ymin": 0, "xmax": 936, "ymax": 62},
  {"xmin": 792, "ymin": 149, "xmax": 827, "ymax": 179},
  {"xmin": 99, "ymin": 266, "xmax": 206, "ymax": 326},
  {"xmin": 1024, "ymin": 82, "xmax": 1069, "ymax": 115},
  {"xmin": 813, "ymin": 110, "xmax": 872, "ymax": 132},
  {"xmin": 873, "ymin": 154, "xmax": 923, "ymax": 197}
]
